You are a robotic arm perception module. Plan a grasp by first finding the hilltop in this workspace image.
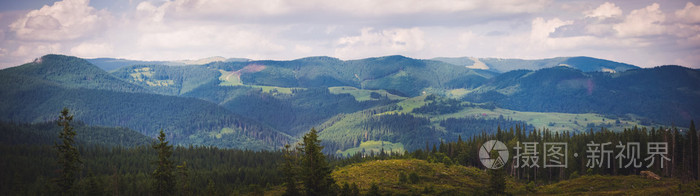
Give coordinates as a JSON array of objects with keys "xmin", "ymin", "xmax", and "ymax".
[{"xmin": 266, "ymin": 159, "xmax": 699, "ymax": 195}]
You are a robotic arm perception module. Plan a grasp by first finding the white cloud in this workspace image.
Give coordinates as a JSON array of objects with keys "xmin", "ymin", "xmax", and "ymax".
[
  {"xmin": 613, "ymin": 3, "xmax": 665, "ymax": 37},
  {"xmin": 9, "ymin": 0, "xmax": 109, "ymax": 41},
  {"xmin": 11, "ymin": 43, "xmax": 61, "ymax": 57},
  {"xmin": 675, "ymin": 2, "xmax": 700, "ymax": 24},
  {"xmin": 531, "ymin": 17, "xmax": 573, "ymax": 41},
  {"xmin": 126, "ymin": 24, "xmax": 287, "ymax": 61},
  {"xmin": 135, "ymin": 1, "xmax": 167, "ymax": 23},
  {"xmin": 294, "ymin": 45, "xmax": 313, "ymax": 54},
  {"xmin": 335, "ymin": 27, "xmax": 425, "ymax": 59},
  {"xmin": 134, "ymin": 0, "xmax": 549, "ymax": 21},
  {"xmin": 0, "ymin": 0, "xmax": 699, "ymax": 69},
  {"xmin": 0, "ymin": 48, "xmax": 8, "ymax": 57},
  {"xmin": 585, "ymin": 2, "xmax": 622, "ymax": 20},
  {"xmin": 70, "ymin": 42, "xmax": 114, "ymax": 57}
]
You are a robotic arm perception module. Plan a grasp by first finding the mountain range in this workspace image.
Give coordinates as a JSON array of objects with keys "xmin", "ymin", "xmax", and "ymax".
[{"xmin": 1, "ymin": 54, "xmax": 698, "ymax": 152}]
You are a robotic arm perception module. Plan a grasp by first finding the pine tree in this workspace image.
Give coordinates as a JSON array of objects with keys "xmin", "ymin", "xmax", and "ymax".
[
  {"xmin": 54, "ymin": 108, "xmax": 81, "ymax": 195},
  {"xmin": 487, "ymin": 150, "xmax": 506, "ymax": 195},
  {"xmin": 151, "ymin": 129, "xmax": 175, "ymax": 196},
  {"xmin": 282, "ymin": 144, "xmax": 300, "ymax": 196},
  {"xmin": 299, "ymin": 128, "xmax": 335, "ymax": 196},
  {"xmin": 690, "ymin": 120, "xmax": 698, "ymax": 180},
  {"xmin": 176, "ymin": 161, "xmax": 191, "ymax": 196}
]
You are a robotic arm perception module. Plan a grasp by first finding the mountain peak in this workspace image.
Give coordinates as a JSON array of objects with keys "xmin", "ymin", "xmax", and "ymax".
[{"xmin": 1, "ymin": 54, "xmax": 146, "ymax": 93}]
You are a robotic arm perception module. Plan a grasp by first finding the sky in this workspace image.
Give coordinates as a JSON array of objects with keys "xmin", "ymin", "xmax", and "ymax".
[{"xmin": 0, "ymin": 0, "xmax": 699, "ymax": 69}]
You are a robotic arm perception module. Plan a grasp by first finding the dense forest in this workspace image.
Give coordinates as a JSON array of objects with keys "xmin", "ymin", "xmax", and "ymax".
[{"xmin": 2, "ymin": 108, "xmax": 698, "ymax": 195}]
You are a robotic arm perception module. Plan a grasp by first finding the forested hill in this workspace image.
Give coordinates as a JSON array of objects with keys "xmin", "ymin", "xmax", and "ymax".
[
  {"xmin": 0, "ymin": 55, "xmax": 291, "ymax": 150},
  {"xmin": 464, "ymin": 65, "xmax": 700, "ymax": 126},
  {"xmin": 432, "ymin": 56, "xmax": 639, "ymax": 73},
  {"xmin": 0, "ymin": 55, "xmax": 147, "ymax": 93},
  {"xmin": 200, "ymin": 55, "xmax": 496, "ymax": 97},
  {"xmin": 2, "ymin": 54, "xmax": 698, "ymax": 151}
]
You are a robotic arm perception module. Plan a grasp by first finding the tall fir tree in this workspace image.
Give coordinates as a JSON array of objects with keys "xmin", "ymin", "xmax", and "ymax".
[
  {"xmin": 152, "ymin": 129, "xmax": 175, "ymax": 196},
  {"xmin": 55, "ymin": 108, "xmax": 81, "ymax": 195},
  {"xmin": 282, "ymin": 144, "xmax": 300, "ymax": 196},
  {"xmin": 299, "ymin": 128, "xmax": 335, "ymax": 196},
  {"xmin": 176, "ymin": 161, "xmax": 191, "ymax": 196},
  {"xmin": 487, "ymin": 150, "xmax": 506, "ymax": 195},
  {"xmin": 691, "ymin": 120, "xmax": 698, "ymax": 180}
]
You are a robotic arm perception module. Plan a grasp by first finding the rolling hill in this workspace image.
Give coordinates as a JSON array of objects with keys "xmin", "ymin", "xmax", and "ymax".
[
  {"xmin": 463, "ymin": 66, "xmax": 700, "ymax": 126},
  {"xmin": 266, "ymin": 159, "xmax": 697, "ymax": 195},
  {"xmin": 0, "ymin": 55, "xmax": 291, "ymax": 150},
  {"xmin": 2, "ymin": 54, "xmax": 698, "ymax": 152},
  {"xmin": 433, "ymin": 56, "xmax": 639, "ymax": 73}
]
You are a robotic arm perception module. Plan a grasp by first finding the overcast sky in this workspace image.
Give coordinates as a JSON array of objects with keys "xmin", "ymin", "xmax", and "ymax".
[{"xmin": 0, "ymin": 0, "xmax": 698, "ymax": 69}]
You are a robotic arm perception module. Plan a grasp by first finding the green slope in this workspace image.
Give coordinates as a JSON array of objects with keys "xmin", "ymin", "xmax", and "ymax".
[
  {"xmin": 332, "ymin": 159, "xmax": 514, "ymax": 195},
  {"xmin": 433, "ymin": 56, "xmax": 639, "ymax": 73},
  {"xmin": 110, "ymin": 64, "xmax": 220, "ymax": 95},
  {"xmin": 0, "ymin": 121, "xmax": 154, "ymax": 147},
  {"xmin": 204, "ymin": 55, "xmax": 495, "ymax": 97},
  {"xmin": 0, "ymin": 54, "xmax": 147, "ymax": 93},
  {"xmin": 537, "ymin": 174, "xmax": 699, "ymax": 195},
  {"xmin": 267, "ymin": 159, "xmax": 699, "ymax": 195},
  {"xmin": 317, "ymin": 94, "xmax": 653, "ymax": 153},
  {"xmin": 0, "ymin": 55, "xmax": 291, "ymax": 150},
  {"xmin": 465, "ymin": 66, "xmax": 700, "ymax": 127}
]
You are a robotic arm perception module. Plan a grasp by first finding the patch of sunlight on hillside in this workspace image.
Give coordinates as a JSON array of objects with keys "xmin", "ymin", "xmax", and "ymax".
[{"xmin": 336, "ymin": 140, "xmax": 404, "ymax": 156}]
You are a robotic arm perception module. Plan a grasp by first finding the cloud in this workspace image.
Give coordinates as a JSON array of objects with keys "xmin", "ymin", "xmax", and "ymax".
[
  {"xmin": 675, "ymin": 2, "xmax": 700, "ymax": 24},
  {"xmin": 9, "ymin": 0, "xmax": 109, "ymax": 41},
  {"xmin": 11, "ymin": 43, "xmax": 61, "ymax": 57},
  {"xmin": 334, "ymin": 27, "xmax": 425, "ymax": 59},
  {"xmin": 1, "ymin": 0, "xmax": 699, "ymax": 69},
  {"xmin": 70, "ymin": 42, "xmax": 113, "ymax": 57},
  {"xmin": 0, "ymin": 47, "xmax": 8, "ymax": 57},
  {"xmin": 127, "ymin": 25, "xmax": 287, "ymax": 61},
  {"xmin": 613, "ymin": 3, "xmax": 665, "ymax": 37},
  {"xmin": 585, "ymin": 2, "xmax": 622, "ymax": 20},
  {"xmin": 133, "ymin": 0, "xmax": 550, "ymax": 23},
  {"xmin": 531, "ymin": 17, "xmax": 573, "ymax": 41}
]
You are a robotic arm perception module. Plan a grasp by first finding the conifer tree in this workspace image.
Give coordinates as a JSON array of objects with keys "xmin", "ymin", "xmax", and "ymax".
[
  {"xmin": 299, "ymin": 128, "xmax": 335, "ymax": 196},
  {"xmin": 176, "ymin": 161, "xmax": 191, "ymax": 196},
  {"xmin": 690, "ymin": 120, "xmax": 698, "ymax": 180},
  {"xmin": 55, "ymin": 108, "xmax": 81, "ymax": 195},
  {"xmin": 488, "ymin": 150, "xmax": 506, "ymax": 195},
  {"xmin": 152, "ymin": 129, "xmax": 175, "ymax": 196},
  {"xmin": 282, "ymin": 144, "xmax": 300, "ymax": 196}
]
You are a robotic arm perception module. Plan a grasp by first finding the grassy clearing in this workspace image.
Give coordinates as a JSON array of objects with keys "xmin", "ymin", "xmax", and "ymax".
[
  {"xmin": 377, "ymin": 94, "xmax": 651, "ymax": 132},
  {"xmin": 328, "ymin": 86, "xmax": 405, "ymax": 101},
  {"xmin": 331, "ymin": 159, "xmax": 518, "ymax": 195},
  {"xmin": 430, "ymin": 107, "xmax": 648, "ymax": 132},
  {"xmin": 447, "ymin": 88, "xmax": 472, "ymax": 98},
  {"xmin": 267, "ymin": 159, "xmax": 699, "ymax": 195},
  {"xmin": 128, "ymin": 67, "xmax": 174, "ymax": 86},
  {"xmin": 218, "ymin": 69, "xmax": 242, "ymax": 86},
  {"xmin": 210, "ymin": 127, "xmax": 236, "ymax": 139},
  {"xmin": 336, "ymin": 140, "xmax": 404, "ymax": 156},
  {"xmin": 218, "ymin": 69, "xmax": 301, "ymax": 95}
]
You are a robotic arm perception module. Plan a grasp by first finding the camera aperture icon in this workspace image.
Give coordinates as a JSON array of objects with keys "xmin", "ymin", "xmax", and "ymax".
[{"xmin": 479, "ymin": 140, "xmax": 509, "ymax": 169}]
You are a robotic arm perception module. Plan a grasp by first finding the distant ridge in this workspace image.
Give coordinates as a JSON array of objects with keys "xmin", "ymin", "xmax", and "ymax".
[{"xmin": 432, "ymin": 56, "xmax": 639, "ymax": 73}]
